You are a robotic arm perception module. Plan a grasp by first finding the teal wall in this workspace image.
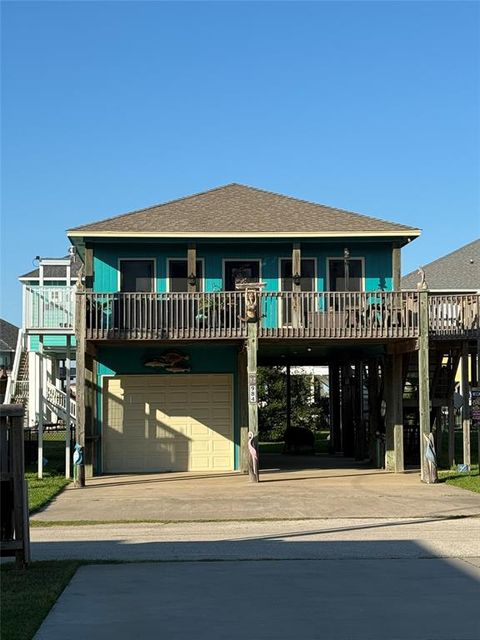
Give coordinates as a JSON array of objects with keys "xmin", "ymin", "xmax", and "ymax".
[
  {"xmin": 29, "ymin": 335, "xmax": 77, "ymax": 352},
  {"xmin": 95, "ymin": 343, "xmax": 239, "ymax": 473},
  {"xmin": 92, "ymin": 239, "xmax": 394, "ymax": 294}
]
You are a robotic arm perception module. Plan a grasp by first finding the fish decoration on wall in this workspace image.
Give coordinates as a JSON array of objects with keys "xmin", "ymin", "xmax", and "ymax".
[{"xmin": 144, "ymin": 351, "xmax": 191, "ymax": 373}]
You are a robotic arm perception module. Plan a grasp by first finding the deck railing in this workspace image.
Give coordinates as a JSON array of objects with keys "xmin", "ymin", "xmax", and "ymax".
[
  {"xmin": 428, "ymin": 294, "xmax": 479, "ymax": 338},
  {"xmin": 85, "ymin": 291, "xmax": 247, "ymax": 340},
  {"xmin": 24, "ymin": 286, "xmax": 75, "ymax": 332},
  {"xmin": 84, "ymin": 290, "xmax": 421, "ymax": 340},
  {"xmin": 259, "ymin": 291, "xmax": 420, "ymax": 339},
  {"xmin": 27, "ymin": 288, "xmax": 478, "ymax": 340}
]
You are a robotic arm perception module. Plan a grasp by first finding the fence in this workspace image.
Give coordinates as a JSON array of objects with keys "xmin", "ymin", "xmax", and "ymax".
[{"xmin": 0, "ymin": 405, "xmax": 30, "ymax": 566}]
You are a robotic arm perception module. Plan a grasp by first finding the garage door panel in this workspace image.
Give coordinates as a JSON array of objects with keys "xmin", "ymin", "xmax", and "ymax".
[{"xmin": 104, "ymin": 374, "xmax": 233, "ymax": 473}]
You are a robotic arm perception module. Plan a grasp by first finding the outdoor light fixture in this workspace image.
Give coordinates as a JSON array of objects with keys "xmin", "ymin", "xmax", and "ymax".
[
  {"xmin": 187, "ymin": 272, "xmax": 197, "ymax": 287},
  {"xmin": 293, "ymin": 272, "xmax": 301, "ymax": 286},
  {"xmin": 343, "ymin": 247, "xmax": 350, "ymax": 291}
]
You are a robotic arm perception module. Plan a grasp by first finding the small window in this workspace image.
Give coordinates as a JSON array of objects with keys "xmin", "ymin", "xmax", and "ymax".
[{"xmin": 120, "ymin": 260, "xmax": 155, "ymax": 292}]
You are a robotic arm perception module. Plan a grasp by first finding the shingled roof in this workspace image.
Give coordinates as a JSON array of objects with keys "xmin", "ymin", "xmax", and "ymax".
[
  {"xmin": 0, "ymin": 319, "xmax": 19, "ymax": 353},
  {"xmin": 402, "ymin": 239, "xmax": 480, "ymax": 291},
  {"xmin": 20, "ymin": 255, "xmax": 82, "ymax": 280},
  {"xmin": 68, "ymin": 183, "xmax": 420, "ymax": 239}
]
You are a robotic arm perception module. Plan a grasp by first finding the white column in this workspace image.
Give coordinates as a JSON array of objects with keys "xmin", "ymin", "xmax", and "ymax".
[
  {"xmin": 37, "ymin": 336, "xmax": 44, "ymax": 479},
  {"xmin": 65, "ymin": 336, "xmax": 71, "ymax": 479}
]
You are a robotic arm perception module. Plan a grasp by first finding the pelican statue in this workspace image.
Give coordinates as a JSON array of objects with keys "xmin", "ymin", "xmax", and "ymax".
[{"xmin": 247, "ymin": 431, "xmax": 259, "ymax": 481}]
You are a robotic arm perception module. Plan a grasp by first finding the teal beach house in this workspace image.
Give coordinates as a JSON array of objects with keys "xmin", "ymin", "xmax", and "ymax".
[{"xmin": 64, "ymin": 183, "xmax": 445, "ymax": 478}]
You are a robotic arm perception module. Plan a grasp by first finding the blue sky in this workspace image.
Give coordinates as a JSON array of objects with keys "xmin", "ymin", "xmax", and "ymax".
[{"xmin": 1, "ymin": 1, "xmax": 479, "ymax": 325}]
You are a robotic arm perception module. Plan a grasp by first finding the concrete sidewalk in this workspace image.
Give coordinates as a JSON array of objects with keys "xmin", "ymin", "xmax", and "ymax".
[
  {"xmin": 35, "ymin": 557, "xmax": 480, "ymax": 640},
  {"xmin": 33, "ymin": 465, "xmax": 480, "ymax": 522}
]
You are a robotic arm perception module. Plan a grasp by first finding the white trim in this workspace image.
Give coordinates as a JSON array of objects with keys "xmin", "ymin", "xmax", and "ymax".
[
  {"xmin": 19, "ymin": 277, "xmax": 77, "ymax": 283},
  {"xmin": 222, "ymin": 258, "xmax": 263, "ymax": 290},
  {"xmin": 326, "ymin": 256, "xmax": 366, "ymax": 292},
  {"xmin": 166, "ymin": 257, "xmax": 205, "ymax": 292},
  {"xmin": 117, "ymin": 257, "xmax": 156, "ymax": 292},
  {"xmin": 69, "ymin": 230, "xmax": 422, "ymax": 239}
]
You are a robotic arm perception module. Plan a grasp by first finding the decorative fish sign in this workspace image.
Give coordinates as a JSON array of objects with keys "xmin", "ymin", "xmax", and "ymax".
[{"xmin": 144, "ymin": 351, "xmax": 191, "ymax": 373}]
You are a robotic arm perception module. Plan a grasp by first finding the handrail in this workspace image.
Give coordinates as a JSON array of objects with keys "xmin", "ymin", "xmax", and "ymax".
[
  {"xmin": 4, "ymin": 329, "xmax": 25, "ymax": 404},
  {"xmin": 45, "ymin": 381, "xmax": 76, "ymax": 421}
]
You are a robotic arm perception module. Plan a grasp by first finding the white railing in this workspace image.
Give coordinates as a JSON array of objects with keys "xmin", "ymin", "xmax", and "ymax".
[
  {"xmin": 45, "ymin": 381, "xmax": 76, "ymax": 421},
  {"xmin": 24, "ymin": 286, "xmax": 75, "ymax": 331},
  {"xmin": 4, "ymin": 329, "xmax": 25, "ymax": 403}
]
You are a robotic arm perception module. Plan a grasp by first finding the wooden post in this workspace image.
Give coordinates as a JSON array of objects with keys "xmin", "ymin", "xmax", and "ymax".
[
  {"xmin": 65, "ymin": 335, "xmax": 71, "ymax": 479},
  {"xmin": 433, "ymin": 405, "xmax": 443, "ymax": 464},
  {"xmin": 367, "ymin": 359, "xmax": 380, "ymax": 465},
  {"xmin": 392, "ymin": 244, "xmax": 401, "ymax": 290},
  {"xmin": 246, "ymin": 322, "xmax": 259, "ymax": 482},
  {"xmin": 292, "ymin": 243, "xmax": 301, "ymax": 327},
  {"xmin": 385, "ymin": 354, "xmax": 404, "ymax": 472},
  {"xmin": 418, "ymin": 290, "xmax": 431, "ymax": 482},
  {"xmin": 292, "ymin": 244, "xmax": 301, "ymax": 291},
  {"xmin": 74, "ymin": 290, "xmax": 86, "ymax": 488},
  {"xmin": 37, "ymin": 336, "xmax": 44, "ymax": 479},
  {"xmin": 237, "ymin": 346, "xmax": 249, "ymax": 473},
  {"xmin": 187, "ymin": 243, "xmax": 197, "ymax": 293},
  {"xmin": 448, "ymin": 394, "xmax": 456, "ymax": 468},
  {"xmin": 461, "ymin": 341, "xmax": 471, "ymax": 468},
  {"xmin": 84, "ymin": 244, "xmax": 93, "ymax": 290},
  {"xmin": 286, "ymin": 364, "xmax": 292, "ymax": 430},
  {"xmin": 341, "ymin": 366, "xmax": 355, "ymax": 457},
  {"xmin": 329, "ymin": 364, "xmax": 342, "ymax": 453}
]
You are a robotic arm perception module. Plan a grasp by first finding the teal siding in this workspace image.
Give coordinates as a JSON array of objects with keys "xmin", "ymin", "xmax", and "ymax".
[
  {"xmin": 29, "ymin": 335, "xmax": 77, "ymax": 352},
  {"xmin": 96, "ymin": 343, "xmax": 239, "ymax": 473},
  {"xmin": 92, "ymin": 239, "xmax": 394, "ymax": 294}
]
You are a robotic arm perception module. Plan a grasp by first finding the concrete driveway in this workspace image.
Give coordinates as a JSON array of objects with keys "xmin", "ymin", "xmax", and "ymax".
[
  {"xmin": 33, "ymin": 456, "xmax": 480, "ymax": 522},
  {"xmin": 35, "ymin": 557, "xmax": 480, "ymax": 640}
]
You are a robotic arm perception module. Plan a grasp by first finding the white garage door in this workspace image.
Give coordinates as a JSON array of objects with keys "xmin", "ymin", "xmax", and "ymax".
[{"xmin": 103, "ymin": 374, "xmax": 234, "ymax": 473}]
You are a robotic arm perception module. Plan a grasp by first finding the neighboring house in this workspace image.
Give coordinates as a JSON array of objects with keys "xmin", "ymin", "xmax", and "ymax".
[
  {"xmin": 402, "ymin": 239, "xmax": 480, "ymax": 463},
  {"xmin": 402, "ymin": 239, "xmax": 480, "ymax": 293},
  {"xmin": 9, "ymin": 255, "xmax": 80, "ymax": 431},
  {"xmin": 0, "ymin": 318, "xmax": 19, "ymax": 403}
]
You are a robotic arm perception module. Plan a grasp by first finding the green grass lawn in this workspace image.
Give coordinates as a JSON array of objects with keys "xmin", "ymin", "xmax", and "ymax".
[
  {"xmin": 259, "ymin": 430, "xmax": 330, "ymax": 455},
  {"xmin": 26, "ymin": 472, "xmax": 70, "ymax": 514},
  {"xmin": 25, "ymin": 435, "xmax": 71, "ymax": 514},
  {"xmin": 438, "ymin": 466, "xmax": 480, "ymax": 493},
  {"xmin": 0, "ymin": 560, "xmax": 81, "ymax": 640}
]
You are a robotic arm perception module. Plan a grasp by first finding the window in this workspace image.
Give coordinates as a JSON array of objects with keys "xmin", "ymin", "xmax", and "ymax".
[
  {"xmin": 168, "ymin": 260, "xmax": 203, "ymax": 292},
  {"xmin": 328, "ymin": 258, "xmax": 363, "ymax": 292},
  {"xmin": 280, "ymin": 258, "xmax": 316, "ymax": 292},
  {"xmin": 119, "ymin": 260, "xmax": 155, "ymax": 292}
]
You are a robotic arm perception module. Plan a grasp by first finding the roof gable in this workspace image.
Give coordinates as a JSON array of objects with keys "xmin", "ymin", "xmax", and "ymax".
[{"xmin": 68, "ymin": 183, "xmax": 420, "ymax": 239}]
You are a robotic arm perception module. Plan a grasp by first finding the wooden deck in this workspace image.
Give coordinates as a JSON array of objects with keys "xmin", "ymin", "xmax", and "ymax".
[{"xmin": 24, "ymin": 287, "xmax": 479, "ymax": 341}]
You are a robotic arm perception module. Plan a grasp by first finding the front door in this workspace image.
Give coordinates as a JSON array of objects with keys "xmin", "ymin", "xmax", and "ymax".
[{"xmin": 224, "ymin": 260, "xmax": 260, "ymax": 291}]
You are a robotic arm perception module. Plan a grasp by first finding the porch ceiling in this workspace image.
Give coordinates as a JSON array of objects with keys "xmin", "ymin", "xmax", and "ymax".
[{"xmin": 257, "ymin": 339, "xmax": 387, "ymax": 365}]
